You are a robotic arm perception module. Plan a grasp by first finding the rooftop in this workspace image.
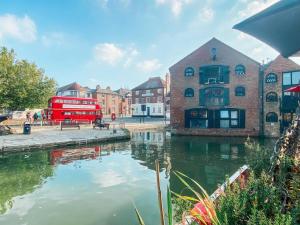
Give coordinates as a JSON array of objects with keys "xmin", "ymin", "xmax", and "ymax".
[{"xmin": 132, "ymin": 77, "xmax": 165, "ymax": 91}]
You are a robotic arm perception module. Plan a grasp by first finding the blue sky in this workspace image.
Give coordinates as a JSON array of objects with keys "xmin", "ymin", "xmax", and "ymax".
[{"xmin": 0, "ymin": 0, "xmax": 298, "ymax": 89}]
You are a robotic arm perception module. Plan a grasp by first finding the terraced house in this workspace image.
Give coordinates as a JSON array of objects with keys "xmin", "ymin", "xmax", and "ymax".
[
  {"xmin": 169, "ymin": 38, "xmax": 261, "ymax": 136},
  {"xmin": 131, "ymin": 77, "xmax": 167, "ymax": 117}
]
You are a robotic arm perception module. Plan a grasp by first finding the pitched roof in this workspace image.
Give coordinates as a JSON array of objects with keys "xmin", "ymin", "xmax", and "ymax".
[
  {"xmin": 132, "ymin": 77, "xmax": 165, "ymax": 91},
  {"xmin": 264, "ymin": 55, "xmax": 300, "ymax": 72},
  {"xmin": 57, "ymin": 82, "xmax": 82, "ymax": 92},
  {"xmin": 92, "ymin": 87, "xmax": 120, "ymax": 95},
  {"xmin": 169, "ymin": 37, "xmax": 260, "ymax": 72},
  {"xmin": 115, "ymin": 88, "xmax": 131, "ymax": 96}
]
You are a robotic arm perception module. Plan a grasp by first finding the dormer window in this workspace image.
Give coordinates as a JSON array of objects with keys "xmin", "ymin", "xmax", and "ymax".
[
  {"xmin": 184, "ymin": 67, "xmax": 194, "ymax": 77},
  {"xmin": 235, "ymin": 65, "xmax": 246, "ymax": 75},
  {"xmin": 265, "ymin": 73, "xmax": 278, "ymax": 83}
]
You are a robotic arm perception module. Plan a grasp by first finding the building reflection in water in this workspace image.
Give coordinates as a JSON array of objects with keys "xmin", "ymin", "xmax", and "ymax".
[
  {"xmin": 0, "ymin": 131, "xmax": 275, "ymax": 217},
  {"xmin": 131, "ymin": 132, "xmax": 256, "ymax": 194}
]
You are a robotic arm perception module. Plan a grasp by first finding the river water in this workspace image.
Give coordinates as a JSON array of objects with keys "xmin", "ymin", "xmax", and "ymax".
[{"xmin": 0, "ymin": 131, "xmax": 275, "ymax": 225}]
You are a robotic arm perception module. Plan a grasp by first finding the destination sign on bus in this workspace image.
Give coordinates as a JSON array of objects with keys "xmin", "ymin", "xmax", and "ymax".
[{"xmin": 62, "ymin": 104, "xmax": 96, "ymax": 109}]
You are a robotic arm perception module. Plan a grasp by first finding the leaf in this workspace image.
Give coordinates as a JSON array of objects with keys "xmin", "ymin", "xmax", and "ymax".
[
  {"xmin": 134, "ymin": 207, "xmax": 146, "ymax": 225},
  {"xmin": 167, "ymin": 186, "xmax": 173, "ymax": 225}
]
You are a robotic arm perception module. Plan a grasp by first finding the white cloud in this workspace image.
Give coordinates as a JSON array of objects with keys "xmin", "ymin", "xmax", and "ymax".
[
  {"xmin": 0, "ymin": 14, "xmax": 37, "ymax": 43},
  {"xmin": 290, "ymin": 57, "xmax": 300, "ymax": 66},
  {"xmin": 200, "ymin": 7, "xmax": 214, "ymax": 22},
  {"xmin": 123, "ymin": 47, "xmax": 139, "ymax": 68},
  {"xmin": 92, "ymin": 169, "xmax": 126, "ymax": 188},
  {"xmin": 237, "ymin": 0, "xmax": 279, "ymax": 19},
  {"xmin": 156, "ymin": 0, "xmax": 193, "ymax": 16},
  {"xmin": 41, "ymin": 32, "xmax": 65, "ymax": 47},
  {"xmin": 136, "ymin": 59, "xmax": 162, "ymax": 73},
  {"xmin": 94, "ymin": 43, "xmax": 125, "ymax": 65}
]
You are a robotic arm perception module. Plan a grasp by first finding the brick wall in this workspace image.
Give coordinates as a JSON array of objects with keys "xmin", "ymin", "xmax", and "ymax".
[
  {"xmin": 263, "ymin": 55, "xmax": 300, "ymax": 137},
  {"xmin": 169, "ymin": 38, "xmax": 261, "ymax": 136}
]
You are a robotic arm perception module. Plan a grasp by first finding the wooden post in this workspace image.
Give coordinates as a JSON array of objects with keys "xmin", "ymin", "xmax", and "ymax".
[{"xmin": 155, "ymin": 159, "xmax": 165, "ymax": 225}]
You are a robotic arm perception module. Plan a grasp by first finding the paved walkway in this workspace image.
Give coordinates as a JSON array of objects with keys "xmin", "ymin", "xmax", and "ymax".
[{"xmin": 0, "ymin": 127, "xmax": 130, "ymax": 152}]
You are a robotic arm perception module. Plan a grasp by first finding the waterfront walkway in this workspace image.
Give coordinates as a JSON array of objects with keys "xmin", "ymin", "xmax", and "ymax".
[{"xmin": 0, "ymin": 127, "xmax": 130, "ymax": 152}]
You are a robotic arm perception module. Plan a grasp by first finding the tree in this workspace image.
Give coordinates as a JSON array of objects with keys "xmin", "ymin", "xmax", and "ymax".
[{"xmin": 0, "ymin": 47, "xmax": 57, "ymax": 110}]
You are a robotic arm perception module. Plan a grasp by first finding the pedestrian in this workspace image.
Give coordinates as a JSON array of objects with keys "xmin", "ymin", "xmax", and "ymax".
[
  {"xmin": 33, "ymin": 112, "xmax": 38, "ymax": 125},
  {"xmin": 26, "ymin": 112, "xmax": 31, "ymax": 123}
]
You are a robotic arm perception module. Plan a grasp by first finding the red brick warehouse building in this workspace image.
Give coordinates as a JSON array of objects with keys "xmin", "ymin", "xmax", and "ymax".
[{"xmin": 169, "ymin": 38, "xmax": 261, "ymax": 136}]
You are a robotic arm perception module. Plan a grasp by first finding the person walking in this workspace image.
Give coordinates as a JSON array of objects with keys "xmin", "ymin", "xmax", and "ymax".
[{"xmin": 33, "ymin": 112, "xmax": 38, "ymax": 125}]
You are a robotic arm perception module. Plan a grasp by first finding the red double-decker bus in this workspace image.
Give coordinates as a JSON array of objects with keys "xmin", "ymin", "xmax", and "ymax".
[{"xmin": 47, "ymin": 96, "xmax": 101, "ymax": 122}]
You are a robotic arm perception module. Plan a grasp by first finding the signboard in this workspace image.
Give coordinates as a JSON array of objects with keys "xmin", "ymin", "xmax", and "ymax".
[{"xmin": 62, "ymin": 104, "xmax": 96, "ymax": 109}]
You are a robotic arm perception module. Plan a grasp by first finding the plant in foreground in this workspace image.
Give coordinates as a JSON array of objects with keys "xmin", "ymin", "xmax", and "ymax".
[{"xmin": 134, "ymin": 170, "xmax": 220, "ymax": 225}]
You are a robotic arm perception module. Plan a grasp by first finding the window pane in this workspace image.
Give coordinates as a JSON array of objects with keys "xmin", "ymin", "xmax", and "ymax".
[
  {"xmin": 190, "ymin": 119, "xmax": 208, "ymax": 128},
  {"xmin": 266, "ymin": 73, "xmax": 277, "ymax": 83},
  {"xmin": 199, "ymin": 110, "xmax": 207, "ymax": 118},
  {"xmin": 231, "ymin": 111, "xmax": 238, "ymax": 119},
  {"xmin": 220, "ymin": 120, "xmax": 230, "ymax": 128},
  {"xmin": 283, "ymin": 72, "xmax": 291, "ymax": 85},
  {"xmin": 220, "ymin": 110, "xmax": 229, "ymax": 118},
  {"xmin": 231, "ymin": 119, "xmax": 238, "ymax": 126},
  {"xmin": 292, "ymin": 71, "xmax": 300, "ymax": 85}
]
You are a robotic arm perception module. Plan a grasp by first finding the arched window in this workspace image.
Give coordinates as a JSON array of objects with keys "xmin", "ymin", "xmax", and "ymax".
[
  {"xmin": 184, "ymin": 67, "xmax": 194, "ymax": 77},
  {"xmin": 266, "ymin": 112, "xmax": 278, "ymax": 122},
  {"xmin": 184, "ymin": 88, "xmax": 194, "ymax": 97},
  {"xmin": 235, "ymin": 86, "xmax": 245, "ymax": 96},
  {"xmin": 265, "ymin": 73, "xmax": 278, "ymax": 83},
  {"xmin": 266, "ymin": 92, "xmax": 278, "ymax": 102},
  {"xmin": 235, "ymin": 64, "xmax": 246, "ymax": 75}
]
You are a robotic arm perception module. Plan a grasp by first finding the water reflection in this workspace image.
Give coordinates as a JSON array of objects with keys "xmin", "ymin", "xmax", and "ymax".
[
  {"xmin": 131, "ymin": 132, "xmax": 248, "ymax": 193},
  {"xmin": 0, "ymin": 131, "xmax": 275, "ymax": 225},
  {"xmin": 0, "ymin": 151, "xmax": 53, "ymax": 214}
]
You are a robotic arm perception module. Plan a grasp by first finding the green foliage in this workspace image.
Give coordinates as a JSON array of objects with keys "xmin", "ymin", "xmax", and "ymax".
[
  {"xmin": 172, "ymin": 196, "xmax": 193, "ymax": 223},
  {"xmin": 167, "ymin": 186, "xmax": 173, "ymax": 225},
  {"xmin": 245, "ymin": 137, "xmax": 272, "ymax": 176},
  {"xmin": 216, "ymin": 171, "xmax": 286, "ymax": 225},
  {"xmin": 0, "ymin": 47, "xmax": 57, "ymax": 110},
  {"xmin": 172, "ymin": 171, "xmax": 220, "ymax": 225}
]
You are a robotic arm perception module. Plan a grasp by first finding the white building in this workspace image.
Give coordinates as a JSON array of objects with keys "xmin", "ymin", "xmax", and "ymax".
[{"xmin": 131, "ymin": 77, "xmax": 167, "ymax": 117}]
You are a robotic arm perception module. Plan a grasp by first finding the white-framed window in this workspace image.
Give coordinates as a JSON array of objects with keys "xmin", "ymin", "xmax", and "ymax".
[
  {"xmin": 146, "ymin": 97, "xmax": 150, "ymax": 103},
  {"xmin": 157, "ymin": 96, "xmax": 163, "ymax": 103},
  {"xmin": 135, "ymin": 98, "xmax": 139, "ymax": 104},
  {"xmin": 135, "ymin": 91, "xmax": 139, "ymax": 95},
  {"xmin": 152, "ymin": 107, "xmax": 156, "ymax": 113},
  {"xmin": 157, "ymin": 88, "xmax": 163, "ymax": 94},
  {"xmin": 70, "ymin": 90, "xmax": 78, "ymax": 96},
  {"xmin": 158, "ymin": 107, "xmax": 162, "ymax": 113},
  {"xmin": 146, "ymin": 90, "xmax": 151, "ymax": 94}
]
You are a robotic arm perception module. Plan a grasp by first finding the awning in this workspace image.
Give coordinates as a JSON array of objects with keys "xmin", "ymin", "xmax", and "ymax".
[
  {"xmin": 285, "ymin": 85, "xmax": 300, "ymax": 92},
  {"xmin": 233, "ymin": 0, "xmax": 300, "ymax": 58}
]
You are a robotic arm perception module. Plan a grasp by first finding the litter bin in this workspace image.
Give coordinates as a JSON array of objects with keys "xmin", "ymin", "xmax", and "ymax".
[{"xmin": 23, "ymin": 122, "xmax": 31, "ymax": 135}]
